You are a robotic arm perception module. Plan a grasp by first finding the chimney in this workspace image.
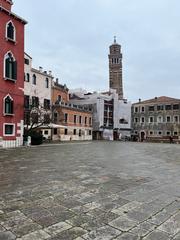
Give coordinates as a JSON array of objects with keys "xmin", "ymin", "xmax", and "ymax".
[
  {"xmin": 49, "ymin": 70, "xmax": 52, "ymax": 76},
  {"xmin": 56, "ymin": 78, "xmax": 59, "ymax": 84},
  {"xmin": 39, "ymin": 66, "xmax": 43, "ymax": 72},
  {"xmin": 139, "ymin": 98, "xmax": 141, "ymax": 103}
]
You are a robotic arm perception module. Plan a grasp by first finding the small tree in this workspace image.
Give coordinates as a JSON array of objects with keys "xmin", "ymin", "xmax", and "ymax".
[{"xmin": 24, "ymin": 105, "xmax": 51, "ymax": 136}]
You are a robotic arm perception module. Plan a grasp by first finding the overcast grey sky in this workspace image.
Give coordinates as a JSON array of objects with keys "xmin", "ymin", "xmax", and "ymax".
[{"xmin": 14, "ymin": 0, "xmax": 180, "ymax": 102}]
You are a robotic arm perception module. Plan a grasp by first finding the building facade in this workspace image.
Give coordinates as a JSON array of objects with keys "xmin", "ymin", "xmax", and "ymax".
[
  {"xmin": 132, "ymin": 96, "xmax": 180, "ymax": 142},
  {"xmin": 69, "ymin": 89, "xmax": 131, "ymax": 140},
  {"xmin": 109, "ymin": 37, "xmax": 123, "ymax": 99},
  {"xmin": 52, "ymin": 82, "xmax": 93, "ymax": 141},
  {"xmin": 0, "ymin": 0, "xmax": 27, "ymax": 148},
  {"xmin": 24, "ymin": 53, "xmax": 53, "ymax": 139}
]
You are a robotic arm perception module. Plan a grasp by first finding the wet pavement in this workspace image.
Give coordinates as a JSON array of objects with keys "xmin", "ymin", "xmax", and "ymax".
[{"xmin": 0, "ymin": 141, "xmax": 180, "ymax": 240}]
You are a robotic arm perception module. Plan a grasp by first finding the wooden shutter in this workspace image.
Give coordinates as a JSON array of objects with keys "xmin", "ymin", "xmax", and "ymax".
[{"xmin": 12, "ymin": 61, "xmax": 17, "ymax": 80}]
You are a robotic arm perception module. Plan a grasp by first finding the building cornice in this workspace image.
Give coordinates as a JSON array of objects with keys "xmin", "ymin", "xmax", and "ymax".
[{"xmin": 0, "ymin": 5, "xmax": 27, "ymax": 24}]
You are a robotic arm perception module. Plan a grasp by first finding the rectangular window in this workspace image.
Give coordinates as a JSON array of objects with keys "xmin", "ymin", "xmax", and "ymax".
[
  {"xmin": 24, "ymin": 95, "xmax": 30, "ymax": 109},
  {"xmin": 141, "ymin": 117, "xmax": 145, "ymax": 123},
  {"xmin": 64, "ymin": 129, "xmax": 68, "ymax": 135},
  {"xmin": 44, "ymin": 99, "xmax": 50, "ymax": 109},
  {"xmin": 73, "ymin": 129, "xmax": 76, "ymax": 135},
  {"xmin": 141, "ymin": 106, "xmax": 145, "ymax": 112},
  {"xmin": 54, "ymin": 112, "xmax": 58, "ymax": 123},
  {"xmin": 174, "ymin": 116, "xmax": 179, "ymax": 123},
  {"xmin": 173, "ymin": 104, "xmax": 179, "ymax": 110},
  {"xmin": 24, "ymin": 58, "xmax": 29, "ymax": 65},
  {"xmin": 149, "ymin": 116, "xmax": 154, "ymax": 123},
  {"xmin": 64, "ymin": 113, "xmax": 68, "ymax": 123},
  {"xmin": 32, "ymin": 96, "xmax": 39, "ymax": 108},
  {"xmin": 134, "ymin": 107, "xmax": 138, "ymax": 113},
  {"xmin": 166, "ymin": 116, "xmax": 171, "ymax": 122},
  {"xmin": 157, "ymin": 105, "xmax": 164, "ymax": 111},
  {"xmin": 54, "ymin": 128, "xmax": 57, "ymax": 135},
  {"xmin": 165, "ymin": 105, "xmax": 172, "ymax": 110},
  {"xmin": 134, "ymin": 118, "xmax": 138, "ymax": 123},
  {"xmin": 157, "ymin": 116, "xmax": 163, "ymax": 123},
  {"xmin": 79, "ymin": 116, "xmax": 82, "ymax": 124},
  {"xmin": 85, "ymin": 116, "xmax": 87, "ymax": 125},
  {"xmin": 148, "ymin": 106, "xmax": 155, "ymax": 111},
  {"xmin": 74, "ymin": 115, "xmax": 77, "ymax": 124},
  {"xmin": 44, "ymin": 130, "xmax": 48, "ymax": 135},
  {"xmin": 89, "ymin": 117, "xmax": 92, "ymax": 125},
  {"xmin": 89, "ymin": 130, "xmax": 92, "ymax": 135},
  {"xmin": 4, "ymin": 124, "xmax": 15, "ymax": 136}
]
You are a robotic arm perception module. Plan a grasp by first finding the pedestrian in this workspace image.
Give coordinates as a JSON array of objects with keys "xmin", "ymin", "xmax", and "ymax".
[{"xmin": 169, "ymin": 136, "xmax": 173, "ymax": 144}]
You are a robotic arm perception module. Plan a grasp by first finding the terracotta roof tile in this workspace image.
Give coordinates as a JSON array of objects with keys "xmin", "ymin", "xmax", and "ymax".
[{"xmin": 133, "ymin": 96, "xmax": 180, "ymax": 105}]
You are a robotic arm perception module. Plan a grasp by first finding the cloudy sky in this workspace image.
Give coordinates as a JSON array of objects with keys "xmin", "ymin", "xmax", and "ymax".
[{"xmin": 14, "ymin": 0, "xmax": 180, "ymax": 102}]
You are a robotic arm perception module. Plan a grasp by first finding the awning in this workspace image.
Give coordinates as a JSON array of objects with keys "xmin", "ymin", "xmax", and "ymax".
[{"xmin": 39, "ymin": 124, "xmax": 68, "ymax": 129}]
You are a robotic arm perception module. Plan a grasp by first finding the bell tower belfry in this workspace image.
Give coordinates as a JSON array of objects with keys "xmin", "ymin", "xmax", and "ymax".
[{"xmin": 109, "ymin": 37, "xmax": 123, "ymax": 99}]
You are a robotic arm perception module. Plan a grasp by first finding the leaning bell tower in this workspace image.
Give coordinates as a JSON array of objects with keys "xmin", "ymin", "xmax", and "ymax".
[{"xmin": 109, "ymin": 37, "xmax": 123, "ymax": 99}]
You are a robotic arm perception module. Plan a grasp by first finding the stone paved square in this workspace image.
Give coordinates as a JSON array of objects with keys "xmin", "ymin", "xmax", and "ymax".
[{"xmin": 0, "ymin": 141, "xmax": 180, "ymax": 239}]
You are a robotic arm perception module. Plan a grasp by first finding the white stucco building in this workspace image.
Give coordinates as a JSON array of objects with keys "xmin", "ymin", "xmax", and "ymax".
[
  {"xmin": 24, "ymin": 53, "xmax": 54, "ymax": 139},
  {"xmin": 69, "ymin": 89, "xmax": 131, "ymax": 140}
]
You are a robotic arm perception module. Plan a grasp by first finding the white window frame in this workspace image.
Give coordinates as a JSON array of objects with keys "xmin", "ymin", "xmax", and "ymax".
[
  {"xmin": 4, "ymin": 51, "xmax": 16, "ymax": 80},
  {"xmin": 157, "ymin": 115, "xmax": 163, "ymax": 123},
  {"xmin": 134, "ymin": 117, "xmax": 138, "ymax": 123},
  {"xmin": 3, "ymin": 94, "xmax": 14, "ymax": 116},
  {"xmin": 141, "ymin": 117, "xmax": 145, "ymax": 123},
  {"xmin": 174, "ymin": 115, "xmax": 179, "ymax": 123},
  {"xmin": 149, "ymin": 116, "xmax": 154, "ymax": 123},
  {"xmin": 166, "ymin": 116, "xmax": 171, "ymax": 123},
  {"xmin": 141, "ymin": 106, "xmax": 145, "ymax": 112},
  {"xmin": 5, "ymin": 20, "xmax": 16, "ymax": 42},
  {"xmin": 3, "ymin": 123, "xmax": 15, "ymax": 136}
]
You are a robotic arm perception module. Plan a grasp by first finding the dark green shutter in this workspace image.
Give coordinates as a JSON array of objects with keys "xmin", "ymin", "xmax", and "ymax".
[{"xmin": 12, "ymin": 61, "xmax": 17, "ymax": 80}]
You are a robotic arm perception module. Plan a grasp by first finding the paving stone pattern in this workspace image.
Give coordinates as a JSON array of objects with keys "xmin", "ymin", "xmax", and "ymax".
[{"xmin": 0, "ymin": 141, "xmax": 180, "ymax": 239}]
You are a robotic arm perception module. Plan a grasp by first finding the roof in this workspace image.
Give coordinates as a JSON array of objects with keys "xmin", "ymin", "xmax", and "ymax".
[
  {"xmin": 0, "ymin": 5, "xmax": 28, "ymax": 24},
  {"xmin": 24, "ymin": 52, "xmax": 32, "ymax": 59},
  {"xmin": 133, "ymin": 96, "xmax": 180, "ymax": 105}
]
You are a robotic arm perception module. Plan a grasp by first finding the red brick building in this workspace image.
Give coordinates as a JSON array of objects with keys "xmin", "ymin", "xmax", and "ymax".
[
  {"xmin": 52, "ymin": 81, "xmax": 93, "ymax": 141},
  {"xmin": 0, "ymin": 0, "xmax": 27, "ymax": 147}
]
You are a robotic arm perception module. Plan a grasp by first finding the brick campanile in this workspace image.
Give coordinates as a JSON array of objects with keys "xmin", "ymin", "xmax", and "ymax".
[{"xmin": 108, "ymin": 37, "xmax": 123, "ymax": 99}]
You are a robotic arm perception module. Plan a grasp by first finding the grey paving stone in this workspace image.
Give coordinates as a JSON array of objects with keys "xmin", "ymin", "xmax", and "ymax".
[
  {"xmin": 143, "ymin": 230, "xmax": 171, "ymax": 240},
  {"xmin": 44, "ymin": 221, "xmax": 72, "ymax": 236},
  {"xmin": 19, "ymin": 229, "xmax": 50, "ymax": 240},
  {"xmin": 115, "ymin": 232, "xmax": 140, "ymax": 240},
  {"xmin": 1, "ymin": 142, "xmax": 180, "ymax": 239},
  {"xmin": 82, "ymin": 225, "xmax": 121, "ymax": 240},
  {"xmin": 158, "ymin": 211, "xmax": 180, "ymax": 235},
  {"xmin": 130, "ymin": 221, "xmax": 156, "ymax": 237},
  {"xmin": 109, "ymin": 214, "xmax": 138, "ymax": 231},
  {"xmin": 0, "ymin": 231, "xmax": 16, "ymax": 240}
]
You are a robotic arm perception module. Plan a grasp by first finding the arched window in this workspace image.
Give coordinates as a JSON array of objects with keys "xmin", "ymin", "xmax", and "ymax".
[
  {"xmin": 6, "ymin": 21, "xmax": 15, "ymax": 41},
  {"xmin": 32, "ymin": 74, "xmax": 36, "ymax": 85},
  {"xmin": 4, "ymin": 95, "xmax": 14, "ymax": 115},
  {"xmin": 45, "ymin": 78, "xmax": 49, "ymax": 88},
  {"xmin": 4, "ymin": 52, "xmax": 17, "ymax": 80}
]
